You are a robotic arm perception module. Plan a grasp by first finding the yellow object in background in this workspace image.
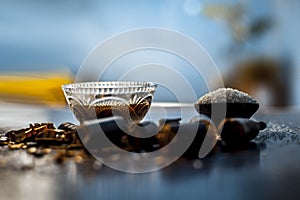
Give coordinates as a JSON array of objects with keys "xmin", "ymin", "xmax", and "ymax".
[{"xmin": 0, "ymin": 70, "xmax": 74, "ymax": 106}]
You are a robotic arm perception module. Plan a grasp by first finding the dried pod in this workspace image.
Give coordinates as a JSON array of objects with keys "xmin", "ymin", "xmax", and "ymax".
[
  {"xmin": 79, "ymin": 117, "xmax": 130, "ymax": 150},
  {"xmin": 125, "ymin": 121, "xmax": 160, "ymax": 152},
  {"xmin": 195, "ymin": 88, "xmax": 259, "ymax": 122},
  {"xmin": 154, "ymin": 118, "xmax": 181, "ymax": 149},
  {"xmin": 155, "ymin": 118, "xmax": 218, "ymax": 159},
  {"xmin": 183, "ymin": 119, "xmax": 218, "ymax": 159},
  {"xmin": 219, "ymin": 118, "xmax": 266, "ymax": 145},
  {"xmin": 155, "ymin": 123, "xmax": 177, "ymax": 148},
  {"xmin": 80, "ymin": 117, "xmax": 217, "ymax": 157},
  {"xmin": 158, "ymin": 118, "xmax": 181, "ymax": 129},
  {"xmin": 80, "ymin": 117, "xmax": 160, "ymax": 152},
  {"xmin": 35, "ymin": 129, "xmax": 74, "ymax": 145},
  {"xmin": 5, "ymin": 122, "xmax": 55, "ymax": 143}
]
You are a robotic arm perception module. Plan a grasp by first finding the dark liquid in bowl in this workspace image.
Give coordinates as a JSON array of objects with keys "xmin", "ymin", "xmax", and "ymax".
[{"xmin": 71, "ymin": 102, "xmax": 151, "ymax": 124}]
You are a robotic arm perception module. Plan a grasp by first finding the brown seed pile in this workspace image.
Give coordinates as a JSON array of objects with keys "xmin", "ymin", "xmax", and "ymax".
[{"xmin": 0, "ymin": 122, "xmax": 83, "ymax": 158}]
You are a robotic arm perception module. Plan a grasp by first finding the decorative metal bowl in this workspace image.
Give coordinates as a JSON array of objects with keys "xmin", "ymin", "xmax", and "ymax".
[{"xmin": 62, "ymin": 81, "xmax": 157, "ymax": 123}]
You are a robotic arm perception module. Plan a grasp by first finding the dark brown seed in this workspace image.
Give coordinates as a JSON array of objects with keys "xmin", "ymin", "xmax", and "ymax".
[
  {"xmin": 4, "ymin": 122, "xmax": 56, "ymax": 143},
  {"xmin": 58, "ymin": 122, "xmax": 78, "ymax": 132},
  {"xmin": 27, "ymin": 147, "xmax": 37, "ymax": 154},
  {"xmin": 74, "ymin": 155, "xmax": 84, "ymax": 163},
  {"xmin": 8, "ymin": 143, "xmax": 24, "ymax": 149},
  {"xmin": 6, "ymin": 129, "xmax": 28, "ymax": 143},
  {"xmin": 35, "ymin": 129, "xmax": 69, "ymax": 144},
  {"xmin": 65, "ymin": 150, "xmax": 75, "ymax": 157},
  {"xmin": 0, "ymin": 135, "xmax": 9, "ymax": 145},
  {"xmin": 26, "ymin": 142, "xmax": 38, "ymax": 147},
  {"xmin": 42, "ymin": 148, "xmax": 52, "ymax": 154},
  {"xmin": 33, "ymin": 148, "xmax": 47, "ymax": 158},
  {"xmin": 54, "ymin": 151, "xmax": 66, "ymax": 164}
]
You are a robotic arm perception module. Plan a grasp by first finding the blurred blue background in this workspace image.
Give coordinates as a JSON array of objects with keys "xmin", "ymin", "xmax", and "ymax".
[{"xmin": 0, "ymin": 0, "xmax": 299, "ymax": 106}]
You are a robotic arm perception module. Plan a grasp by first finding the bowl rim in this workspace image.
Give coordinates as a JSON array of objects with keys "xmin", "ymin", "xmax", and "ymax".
[
  {"xmin": 62, "ymin": 81, "xmax": 157, "ymax": 89},
  {"xmin": 62, "ymin": 81, "xmax": 157, "ymax": 95}
]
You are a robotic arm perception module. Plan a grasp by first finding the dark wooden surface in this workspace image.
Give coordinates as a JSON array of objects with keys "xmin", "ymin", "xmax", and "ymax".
[{"xmin": 0, "ymin": 103, "xmax": 299, "ymax": 200}]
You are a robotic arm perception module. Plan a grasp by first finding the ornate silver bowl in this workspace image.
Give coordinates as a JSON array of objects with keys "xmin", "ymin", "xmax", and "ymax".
[{"xmin": 62, "ymin": 81, "xmax": 157, "ymax": 123}]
